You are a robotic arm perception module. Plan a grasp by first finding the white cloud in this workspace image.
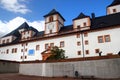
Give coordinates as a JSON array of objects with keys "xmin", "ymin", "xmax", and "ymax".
[
  {"xmin": 0, "ymin": 0, "xmax": 30, "ymax": 14},
  {"xmin": 0, "ymin": 17, "xmax": 45, "ymax": 37}
]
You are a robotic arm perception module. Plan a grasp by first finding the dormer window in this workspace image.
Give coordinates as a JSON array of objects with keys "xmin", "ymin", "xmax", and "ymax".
[
  {"xmin": 113, "ymin": 9, "xmax": 116, "ymax": 13},
  {"xmin": 73, "ymin": 13, "xmax": 91, "ymax": 30},
  {"xmin": 49, "ymin": 16, "xmax": 53, "ymax": 22},
  {"xmin": 2, "ymin": 40, "xmax": 5, "ymax": 44},
  {"xmin": 7, "ymin": 39, "xmax": 9, "ymax": 43},
  {"xmin": 77, "ymin": 25, "xmax": 80, "ymax": 29},
  {"xmin": 83, "ymin": 22, "xmax": 87, "ymax": 27},
  {"xmin": 50, "ymin": 30, "xmax": 52, "ymax": 34},
  {"xmin": 107, "ymin": 0, "xmax": 120, "ymax": 15}
]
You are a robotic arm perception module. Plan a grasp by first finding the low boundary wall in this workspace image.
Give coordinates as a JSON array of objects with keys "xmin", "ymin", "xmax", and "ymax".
[
  {"xmin": 19, "ymin": 55, "xmax": 120, "ymax": 78},
  {"xmin": 0, "ymin": 60, "xmax": 19, "ymax": 73}
]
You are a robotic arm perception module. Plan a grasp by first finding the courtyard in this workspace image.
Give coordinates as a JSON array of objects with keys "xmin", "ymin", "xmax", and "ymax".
[{"xmin": 0, "ymin": 73, "xmax": 119, "ymax": 80}]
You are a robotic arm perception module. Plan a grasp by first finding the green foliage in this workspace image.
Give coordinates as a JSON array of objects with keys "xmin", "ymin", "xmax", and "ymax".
[{"xmin": 47, "ymin": 46, "xmax": 67, "ymax": 60}]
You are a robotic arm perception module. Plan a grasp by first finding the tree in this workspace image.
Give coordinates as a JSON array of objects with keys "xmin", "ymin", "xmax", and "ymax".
[{"xmin": 46, "ymin": 46, "xmax": 67, "ymax": 60}]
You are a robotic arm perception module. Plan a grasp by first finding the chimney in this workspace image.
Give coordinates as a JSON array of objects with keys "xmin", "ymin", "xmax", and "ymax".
[{"xmin": 91, "ymin": 13, "xmax": 95, "ymax": 19}]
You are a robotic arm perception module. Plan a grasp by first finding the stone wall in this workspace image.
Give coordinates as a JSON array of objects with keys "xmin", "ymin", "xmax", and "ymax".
[
  {"xmin": 0, "ymin": 60, "xmax": 19, "ymax": 73},
  {"xmin": 19, "ymin": 58, "xmax": 120, "ymax": 78}
]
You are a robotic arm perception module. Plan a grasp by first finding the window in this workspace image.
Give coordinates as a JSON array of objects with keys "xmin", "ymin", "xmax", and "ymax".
[
  {"xmin": 49, "ymin": 16, "xmax": 53, "ymax": 22},
  {"xmin": 27, "ymin": 37, "xmax": 29, "ymax": 39},
  {"xmin": 7, "ymin": 39, "xmax": 9, "ymax": 43},
  {"xmin": 25, "ymin": 48, "xmax": 27, "ymax": 52},
  {"xmin": 2, "ymin": 40, "xmax": 5, "ymax": 44},
  {"xmin": 95, "ymin": 49, "xmax": 100, "ymax": 53},
  {"xmin": 12, "ymin": 49, "xmax": 14, "ymax": 53},
  {"xmin": 84, "ymin": 32, "xmax": 88, "ymax": 37},
  {"xmin": 21, "ymin": 56, "xmax": 23, "ymax": 59},
  {"xmin": 83, "ymin": 22, "xmax": 87, "ymax": 26},
  {"xmin": 60, "ymin": 41, "xmax": 64, "ymax": 48},
  {"xmin": 36, "ymin": 45, "xmax": 40, "ymax": 50},
  {"xmin": 78, "ymin": 51, "xmax": 81, "ymax": 55},
  {"xmin": 77, "ymin": 25, "xmax": 80, "ymax": 29},
  {"xmin": 98, "ymin": 36, "xmax": 104, "ymax": 43},
  {"xmin": 76, "ymin": 33, "xmax": 80, "ymax": 38},
  {"xmin": 21, "ymin": 44, "xmax": 24, "ymax": 46},
  {"xmin": 85, "ymin": 40, "xmax": 89, "ymax": 45},
  {"xmin": 21, "ymin": 49, "xmax": 23, "ymax": 52},
  {"xmin": 26, "ymin": 43, "xmax": 28, "ymax": 46},
  {"xmin": 85, "ymin": 50, "xmax": 89, "ymax": 54},
  {"xmin": 50, "ymin": 43, "xmax": 54, "ymax": 48},
  {"xmin": 104, "ymin": 35, "xmax": 111, "ymax": 42},
  {"xmin": 25, "ymin": 56, "xmax": 27, "ymax": 59},
  {"xmin": 6, "ymin": 49, "xmax": 9, "ymax": 54},
  {"xmin": 14, "ymin": 48, "xmax": 17, "ymax": 53},
  {"xmin": 77, "ymin": 41, "xmax": 81, "ymax": 46},
  {"xmin": 12, "ymin": 48, "xmax": 17, "ymax": 53},
  {"xmin": 50, "ymin": 30, "xmax": 52, "ymax": 34},
  {"xmin": 113, "ymin": 9, "xmax": 116, "ymax": 13},
  {"xmin": 45, "ymin": 43, "xmax": 49, "ymax": 49}
]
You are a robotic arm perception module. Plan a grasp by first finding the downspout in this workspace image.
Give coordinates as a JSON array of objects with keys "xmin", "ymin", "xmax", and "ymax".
[{"xmin": 81, "ymin": 33, "xmax": 85, "ymax": 58}]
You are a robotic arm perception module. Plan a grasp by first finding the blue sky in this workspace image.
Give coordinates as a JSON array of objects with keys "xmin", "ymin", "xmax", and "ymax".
[{"xmin": 0, "ymin": 0, "xmax": 114, "ymax": 37}]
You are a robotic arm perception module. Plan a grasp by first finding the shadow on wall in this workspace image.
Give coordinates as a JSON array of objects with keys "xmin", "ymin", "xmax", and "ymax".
[{"xmin": 0, "ymin": 60, "xmax": 19, "ymax": 73}]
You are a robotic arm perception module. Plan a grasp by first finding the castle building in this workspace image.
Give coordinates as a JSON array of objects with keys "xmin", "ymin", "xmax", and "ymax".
[{"xmin": 0, "ymin": 0, "xmax": 120, "ymax": 61}]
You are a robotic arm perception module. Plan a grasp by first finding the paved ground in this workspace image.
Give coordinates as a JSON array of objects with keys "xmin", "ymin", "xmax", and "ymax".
[{"xmin": 0, "ymin": 73, "xmax": 119, "ymax": 80}]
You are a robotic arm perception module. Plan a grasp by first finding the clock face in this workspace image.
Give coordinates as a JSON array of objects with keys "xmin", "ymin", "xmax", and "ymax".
[{"xmin": 48, "ymin": 23, "xmax": 54, "ymax": 30}]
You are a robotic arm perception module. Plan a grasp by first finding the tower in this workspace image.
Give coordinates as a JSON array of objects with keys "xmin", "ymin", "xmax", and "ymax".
[
  {"xmin": 44, "ymin": 9, "xmax": 65, "ymax": 35},
  {"xmin": 73, "ymin": 13, "xmax": 91, "ymax": 31},
  {"xmin": 107, "ymin": 0, "xmax": 120, "ymax": 15}
]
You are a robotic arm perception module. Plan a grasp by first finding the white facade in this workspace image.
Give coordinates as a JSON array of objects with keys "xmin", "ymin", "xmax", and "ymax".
[
  {"xmin": 107, "ymin": 5, "xmax": 120, "ymax": 15},
  {"xmin": 21, "ymin": 30, "xmax": 36, "ymax": 41},
  {"xmin": 0, "ymin": 36, "xmax": 16, "ymax": 44},
  {"xmin": 0, "ymin": 0, "xmax": 120, "ymax": 62},
  {"xmin": 0, "ymin": 26, "xmax": 120, "ymax": 62}
]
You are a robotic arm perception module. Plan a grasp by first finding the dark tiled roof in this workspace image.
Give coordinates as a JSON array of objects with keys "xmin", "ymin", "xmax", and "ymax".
[
  {"xmin": 44, "ymin": 9, "xmax": 65, "ymax": 21},
  {"xmin": 91, "ymin": 12, "xmax": 120, "ymax": 29},
  {"xmin": 3, "ymin": 22, "xmax": 29, "ymax": 37},
  {"xmin": 59, "ymin": 25, "xmax": 73, "ymax": 33},
  {"xmin": 108, "ymin": 0, "xmax": 120, "ymax": 7},
  {"xmin": 0, "ymin": 22, "xmax": 39, "ymax": 46},
  {"xmin": 73, "ymin": 12, "xmax": 89, "ymax": 20},
  {"xmin": 36, "ymin": 31, "xmax": 44, "ymax": 37},
  {"xmin": 1, "ymin": 12, "xmax": 120, "ymax": 47}
]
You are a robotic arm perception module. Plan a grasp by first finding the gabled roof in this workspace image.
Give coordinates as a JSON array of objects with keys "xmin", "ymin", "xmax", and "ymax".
[
  {"xmin": 108, "ymin": 0, "xmax": 120, "ymax": 7},
  {"xmin": 44, "ymin": 9, "xmax": 65, "ymax": 21},
  {"xmin": 3, "ymin": 22, "xmax": 29, "ymax": 37},
  {"xmin": 73, "ymin": 12, "xmax": 89, "ymax": 20}
]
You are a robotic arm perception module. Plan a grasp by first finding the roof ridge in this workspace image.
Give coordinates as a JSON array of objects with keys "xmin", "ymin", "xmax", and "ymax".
[
  {"xmin": 73, "ymin": 12, "xmax": 89, "ymax": 20},
  {"xmin": 108, "ymin": 0, "xmax": 120, "ymax": 7}
]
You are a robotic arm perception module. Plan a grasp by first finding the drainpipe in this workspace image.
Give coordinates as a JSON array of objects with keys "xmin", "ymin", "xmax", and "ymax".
[
  {"xmin": 81, "ymin": 33, "xmax": 85, "ymax": 58},
  {"xmin": 23, "ymin": 43, "xmax": 25, "ymax": 61}
]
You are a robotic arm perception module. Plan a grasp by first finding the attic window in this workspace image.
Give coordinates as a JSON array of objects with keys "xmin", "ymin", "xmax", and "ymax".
[
  {"xmin": 7, "ymin": 39, "xmax": 9, "ymax": 43},
  {"xmin": 2, "ymin": 40, "xmax": 5, "ymax": 44},
  {"xmin": 77, "ymin": 25, "xmax": 80, "ymax": 29},
  {"xmin": 49, "ymin": 16, "xmax": 53, "ymax": 22},
  {"xmin": 83, "ymin": 22, "xmax": 87, "ymax": 26},
  {"xmin": 113, "ymin": 9, "xmax": 116, "ymax": 13}
]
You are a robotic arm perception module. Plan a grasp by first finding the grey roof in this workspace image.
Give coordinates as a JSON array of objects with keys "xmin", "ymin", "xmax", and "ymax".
[
  {"xmin": 44, "ymin": 9, "xmax": 65, "ymax": 21},
  {"xmin": 91, "ymin": 12, "xmax": 120, "ymax": 29},
  {"xmin": 1, "ymin": 12, "xmax": 120, "ymax": 47},
  {"xmin": 3, "ymin": 22, "xmax": 29, "ymax": 37},
  {"xmin": 108, "ymin": 0, "xmax": 120, "ymax": 7},
  {"xmin": 73, "ymin": 12, "xmax": 89, "ymax": 20}
]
